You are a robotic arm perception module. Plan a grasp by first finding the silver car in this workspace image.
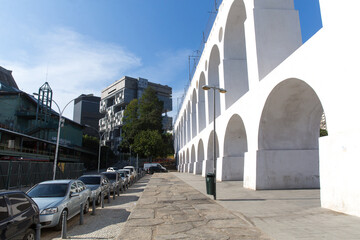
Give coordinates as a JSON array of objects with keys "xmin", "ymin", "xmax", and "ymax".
[
  {"xmin": 78, "ymin": 174, "xmax": 111, "ymax": 205},
  {"xmin": 117, "ymin": 169, "xmax": 130, "ymax": 189},
  {"xmin": 102, "ymin": 171, "xmax": 123, "ymax": 193},
  {"xmin": 27, "ymin": 179, "xmax": 91, "ymax": 230}
]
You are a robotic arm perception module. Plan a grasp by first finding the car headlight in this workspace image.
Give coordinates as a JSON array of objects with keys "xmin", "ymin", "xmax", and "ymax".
[{"xmin": 41, "ymin": 207, "xmax": 58, "ymax": 215}]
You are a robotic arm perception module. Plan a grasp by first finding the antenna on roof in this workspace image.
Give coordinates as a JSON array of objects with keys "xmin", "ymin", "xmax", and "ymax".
[{"xmin": 45, "ymin": 64, "xmax": 49, "ymax": 82}]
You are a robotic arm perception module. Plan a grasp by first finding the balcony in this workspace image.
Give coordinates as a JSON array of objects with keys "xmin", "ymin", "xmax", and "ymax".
[
  {"xmin": 114, "ymin": 110, "xmax": 124, "ymax": 127},
  {"xmin": 99, "ymin": 100, "xmax": 107, "ymax": 113}
]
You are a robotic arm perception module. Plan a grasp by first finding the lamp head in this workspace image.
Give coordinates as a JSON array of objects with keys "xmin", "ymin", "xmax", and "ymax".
[
  {"xmin": 202, "ymin": 85, "xmax": 211, "ymax": 91},
  {"xmin": 219, "ymin": 88, "xmax": 227, "ymax": 93}
]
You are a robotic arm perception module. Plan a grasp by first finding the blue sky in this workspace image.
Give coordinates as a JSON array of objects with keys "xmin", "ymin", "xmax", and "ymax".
[{"xmin": 0, "ymin": 0, "xmax": 322, "ymax": 119}]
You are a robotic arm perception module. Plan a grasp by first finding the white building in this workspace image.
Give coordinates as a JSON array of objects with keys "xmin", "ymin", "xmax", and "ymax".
[{"xmin": 174, "ymin": 0, "xmax": 360, "ymax": 217}]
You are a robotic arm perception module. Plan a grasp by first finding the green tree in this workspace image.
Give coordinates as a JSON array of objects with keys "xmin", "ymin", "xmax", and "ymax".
[
  {"xmin": 138, "ymin": 87, "xmax": 163, "ymax": 132},
  {"xmin": 162, "ymin": 132, "xmax": 174, "ymax": 157},
  {"xmin": 121, "ymin": 99, "xmax": 139, "ymax": 147},
  {"xmin": 121, "ymin": 86, "xmax": 173, "ymax": 160},
  {"xmin": 133, "ymin": 130, "xmax": 163, "ymax": 159}
]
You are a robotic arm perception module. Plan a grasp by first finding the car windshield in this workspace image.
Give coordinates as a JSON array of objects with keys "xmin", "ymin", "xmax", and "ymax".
[
  {"xmin": 78, "ymin": 176, "xmax": 100, "ymax": 185},
  {"xmin": 27, "ymin": 183, "xmax": 68, "ymax": 198},
  {"xmin": 119, "ymin": 172, "xmax": 125, "ymax": 177},
  {"xmin": 102, "ymin": 173, "xmax": 116, "ymax": 180}
]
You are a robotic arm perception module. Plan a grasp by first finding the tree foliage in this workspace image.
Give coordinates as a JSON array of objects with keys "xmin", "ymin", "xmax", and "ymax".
[
  {"xmin": 133, "ymin": 130, "xmax": 163, "ymax": 159},
  {"xmin": 121, "ymin": 87, "xmax": 173, "ymax": 159},
  {"xmin": 122, "ymin": 99, "xmax": 139, "ymax": 146},
  {"xmin": 138, "ymin": 87, "xmax": 163, "ymax": 132}
]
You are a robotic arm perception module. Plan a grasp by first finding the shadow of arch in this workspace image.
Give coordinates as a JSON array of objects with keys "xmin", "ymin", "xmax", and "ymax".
[
  {"xmin": 198, "ymin": 72, "xmax": 207, "ymax": 132},
  {"xmin": 223, "ymin": 0, "xmax": 249, "ymax": 109},
  {"xmin": 257, "ymin": 78, "xmax": 324, "ymax": 189},
  {"xmin": 207, "ymin": 45, "xmax": 221, "ymax": 123},
  {"xmin": 222, "ymin": 114, "xmax": 248, "ymax": 180}
]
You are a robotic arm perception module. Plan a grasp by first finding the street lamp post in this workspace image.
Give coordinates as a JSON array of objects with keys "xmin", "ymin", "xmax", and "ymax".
[
  {"xmin": 34, "ymin": 93, "xmax": 75, "ymax": 180},
  {"xmin": 202, "ymin": 85, "xmax": 226, "ymax": 200},
  {"xmin": 51, "ymin": 99, "xmax": 75, "ymax": 180},
  {"xmin": 85, "ymin": 124, "xmax": 105, "ymax": 173}
]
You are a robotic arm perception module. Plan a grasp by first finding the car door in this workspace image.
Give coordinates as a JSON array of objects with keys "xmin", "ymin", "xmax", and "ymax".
[
  {"xmin": 76, "ymin": 181, "xmax": 87, "ymax": 205},
  {"xmin": 7, "ymin": 193, "xmax": 33, "ymax": 239},
  {"xmin": 68, "ymin": 182, "xmax": 81, "ymax": 218},
  {"xmin": 0, "ymin": 195, "xmax": 13, "ymax": 240}
]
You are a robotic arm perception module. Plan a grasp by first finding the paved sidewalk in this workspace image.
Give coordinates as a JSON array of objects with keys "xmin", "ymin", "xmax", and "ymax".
[
  {"xmin": 119, "ymin": 173, "xmax": 270, "ymax": 240},
  {"xmin": 173, "ymin": 172, "xmax": 360, "ymax": 240}
]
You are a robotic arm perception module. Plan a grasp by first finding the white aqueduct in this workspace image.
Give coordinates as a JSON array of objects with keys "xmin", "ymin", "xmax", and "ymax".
[{"xmin": 173, "ymin": 0, "xmax": 360, "ymax": 217}]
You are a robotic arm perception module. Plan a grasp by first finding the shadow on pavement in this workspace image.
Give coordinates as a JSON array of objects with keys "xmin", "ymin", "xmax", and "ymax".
[
  {"xmin": 120, "ymin": 195, "xmax": 139, "ymax": 202},
  {"xmin": 126, "ymin": 188, "xmax": 144, "ymax": 194}
]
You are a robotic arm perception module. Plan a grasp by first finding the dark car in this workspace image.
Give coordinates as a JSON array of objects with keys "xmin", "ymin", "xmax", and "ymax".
[
  {"xmin": 101, "ymin": 171, "xmax": 124, "ymax": 194},
  {"xmin": 148, "ymin": 165, "xmax": 167, "ymax": 174},
  {"xmin": 78, "ymin": 175, "xmax": 111, "ymax": 205},
  {"xmin": 0, "ymin": 191, "xmax": 40, "ymax": 239}
]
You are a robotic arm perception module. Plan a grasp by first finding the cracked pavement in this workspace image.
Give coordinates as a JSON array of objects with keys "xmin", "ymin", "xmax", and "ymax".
[{"xmin": 118, "ymin": 173, "xmax": 270, "ymax": 240}]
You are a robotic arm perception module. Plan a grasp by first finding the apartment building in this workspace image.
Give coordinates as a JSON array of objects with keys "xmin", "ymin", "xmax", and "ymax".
[{"xmin": 99, "ymin": 76, "xmax": 172, "ymax": 154}]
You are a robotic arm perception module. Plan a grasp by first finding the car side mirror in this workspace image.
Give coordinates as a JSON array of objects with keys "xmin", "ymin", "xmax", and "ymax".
[{"xmin": 70, "ymin": 192, "xmax": 80, "ymax": 197}]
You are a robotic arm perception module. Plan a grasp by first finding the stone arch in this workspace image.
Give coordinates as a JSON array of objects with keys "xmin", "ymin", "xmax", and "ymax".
[
  {"xmin": 196, "ymin": 139, "xmax": 204, "ymax": 175},
  {"xmin": 186, "ymin": 148, "xmax": 190, "ymax": 173},
  {"xmin": 223, "ymin": 0, "xmax": 249, "ymax": 109},
  {"xmin": 203, "ymin": 130, "xmax": 219, "ymax": 176},
  {"xmin": 187, "ymin": 101, "xmax": 191, "ymax": 142},
  {"xmin": 179, "ymin": 152, "xmax": 183, "ymax": 172},
  {"xmin": 222, "ymin": 114, "xmax": 248, "ymax": 180},
  {"xmin": 207, "ymin": 45, "xmax": 221, "ymax": 123},
  {"xmin": 183, "ymin": 111, "xmax": 186, "ymax": 146},
  {"xmin": 190, "ymin": 145, "xmax": 196, "ymax": 174},
  {"xmin": 191, "ymin": 89, "xmax": 198, "ymax": 138},
  {"xmin": 198, "ymin": 72, "xmax": 207, "ymax": 132},
  {"xmin": 257, "ymin": 78, "xmax": 323, "ymax": 189}
]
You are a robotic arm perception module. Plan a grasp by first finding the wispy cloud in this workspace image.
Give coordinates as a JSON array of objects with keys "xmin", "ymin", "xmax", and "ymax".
[
  {"xmin": 1, "ymin": 27, "xmax": 142, "ymax": 118},
  {"xmin": 1, "ymin": 27, "xmax": 191, "ymax": 121},
  {"xmin": 130, "ymin": 49, "xmax": 191, "ymax": 86}
]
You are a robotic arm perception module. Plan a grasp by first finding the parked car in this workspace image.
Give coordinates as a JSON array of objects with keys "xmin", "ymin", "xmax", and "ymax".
[
  {"xmin": 26, "ymin": 179, "xmax": 91, "ymax": 230},
  {"xmin": 101, "ymin": 171, "xmax": 124, "ymax": 193},
  {"xmin": 124, "ymin": 166, "xmax": 137, "ymax": 182},
  {"xmin": 106, "ymin": 167, "xmax": 119, "ymax": 172},
  {"xmin": 0, "ymin": 191, "xmax": 40, "ymax": 240},
  {"xmin": 148, "ymin": 165, "xmax": 167, "ymax": 174},
  {"xmin": 78, "ymin": 174, "xmax": 111, "ymax": 205},
  {"xmin": 144, "ymin": 163, "xmax": 167, "ymax": 173},
  {"xmin": 117, "ymin": 169, "xmax": 130, "ymax": 189},
  {"xmin": 122, "ymin": 168, "xmax": 133, "ymax": 185}
]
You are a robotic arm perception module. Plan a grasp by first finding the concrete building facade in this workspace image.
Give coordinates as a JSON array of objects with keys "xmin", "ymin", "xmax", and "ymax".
[
  {"xmin": 100, "ymin": 76, "xmax": 172, "ymax": 154},
  {"xmin": 73, "ymin": 94, "xmax": 104, "ymax": 138},
  {"xmin": 174, "ymin": 0, "xmax": 360, "ymax": 217}
]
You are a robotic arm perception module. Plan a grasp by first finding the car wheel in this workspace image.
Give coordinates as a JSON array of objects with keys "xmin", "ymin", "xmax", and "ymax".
[
  {"xmin": 83, "ymin": 199, "xmax": 90, "ymax": 214},
  {"xmin": 55, "ymin": 209, "xmax": 67, "ymax": 231},
  {"xmin": 23, "ymin": 229, "xmax": 35, "ymax": 240}
]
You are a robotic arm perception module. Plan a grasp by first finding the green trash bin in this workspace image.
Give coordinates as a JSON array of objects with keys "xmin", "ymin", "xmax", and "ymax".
[{"xmin": 206, "ymin": 173, "xmax": 215, "ymax": 195}]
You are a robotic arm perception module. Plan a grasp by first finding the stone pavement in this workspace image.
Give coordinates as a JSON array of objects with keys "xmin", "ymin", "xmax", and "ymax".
[
  {"xmin": 119, "ymin": 172, "xmax": 270, "ymax": 240},
  {"xmin": 173, "ymin": 172, "xmax": 360, "ymax": 240}
]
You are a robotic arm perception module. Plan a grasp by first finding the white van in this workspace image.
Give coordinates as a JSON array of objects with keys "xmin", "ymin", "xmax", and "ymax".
[{"xmin": 124, "ymin": 166, "xmax": 137, "ymax": 180}]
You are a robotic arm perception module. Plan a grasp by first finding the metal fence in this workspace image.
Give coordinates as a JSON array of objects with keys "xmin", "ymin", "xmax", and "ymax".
[{"xmin": 0, "ymin": 161, "xmax": 84, "ymax": 190}]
